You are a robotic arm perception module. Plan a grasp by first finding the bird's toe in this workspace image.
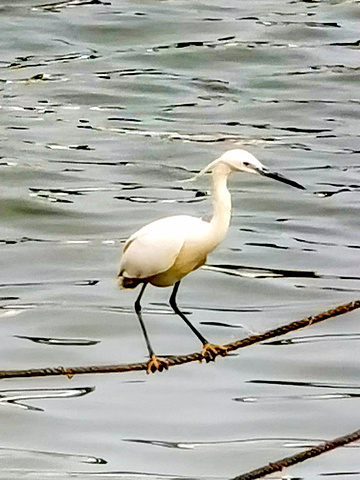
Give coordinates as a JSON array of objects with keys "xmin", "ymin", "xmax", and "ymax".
[
  {"xmin": 201, "ymin": 343, "xmax": 228, "ymax": 362},
  {"xmin": 147, "ymin": 355, "xmax": 169, "ymax": 374}
]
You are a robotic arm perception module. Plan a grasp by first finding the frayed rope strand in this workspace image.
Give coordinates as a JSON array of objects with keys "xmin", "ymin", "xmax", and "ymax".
[
  {"xmin": 0, "ymin": 300, "xmax": 359, "ymax": 379},
  {"xmin": 226, "ymin": 299, "xmax": 360, "ymax": 353},
  {"xmin": 230, "ymin": 427, "xmax": 360, "ymax": 480}
]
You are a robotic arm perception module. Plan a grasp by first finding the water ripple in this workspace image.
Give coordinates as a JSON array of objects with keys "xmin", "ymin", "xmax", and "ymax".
[
  {"xmin": 0, "ymin": 279, "xmax": 98, "ymax": 288},
  {"xmin": 0, "ymin": 446, "xmax": 105, "ymax": 464},
  {"xmin": 33, "ymin": 0, "xmax": 110, "ymax": 13},
  {"xmin": 123, "ymin": 436, "xmax": 360, "ymax": 451},
  {"xmin": 203, "ymin": 264, "xmax": 319, "ymax": 279},
  {"xmin": 265, "ymin": 333, "xmax": 360, "ymax": 346},
  {"xmin": 0, "ymin": 386, "xmax": 94, "ymax": 411},
  {"xmin": 248, "ymin": 380, "xmax": 360, "ymax": 390},
  {"xmin": 14, "ymin": 335, "xmax": 100, "ymax": 346},
  {"xmin": 233, "ymin": 393, "xmax": 360, "ymax": 403}
]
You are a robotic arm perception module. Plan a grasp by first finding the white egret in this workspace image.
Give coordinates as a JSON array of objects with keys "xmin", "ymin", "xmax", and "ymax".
[{"xmin": 118, "ymin": 149, "xmax": 305, "ymax": 373}]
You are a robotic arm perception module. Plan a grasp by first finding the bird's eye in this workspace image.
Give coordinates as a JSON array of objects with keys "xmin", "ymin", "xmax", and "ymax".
[{"xmin": 243, "ymin": 162, "xmax": 250, "ymax": 167}]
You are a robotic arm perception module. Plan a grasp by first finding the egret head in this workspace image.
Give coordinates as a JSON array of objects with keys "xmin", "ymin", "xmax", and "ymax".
[
  {"xmin": 215, "ymin": 149, "xmax": 265, "ymax": 175},
  {"xmin": 193, "ymin": 149, "xmax": 305, "ymax": 190}
]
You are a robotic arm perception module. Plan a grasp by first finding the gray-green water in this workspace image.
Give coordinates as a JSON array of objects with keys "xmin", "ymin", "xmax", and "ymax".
[{"xmin": 1, "ymin": 0, "xmax": 360, "ymax": 478}]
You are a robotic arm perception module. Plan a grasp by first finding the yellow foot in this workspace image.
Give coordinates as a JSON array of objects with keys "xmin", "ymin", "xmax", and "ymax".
[
  {"xmin": 147, "ymin": 354, "xmax": 169, "ymax": 374},
  {"xmin": 201, "ymin": 343, "xmax": 228, "ymax": 363}
]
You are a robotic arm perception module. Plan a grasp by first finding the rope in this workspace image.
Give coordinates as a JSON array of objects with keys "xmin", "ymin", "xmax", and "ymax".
[
  {"xmin": 0, "ymin": 300, "xmax": 358, "ymax": 380},
  {"xmin": 231, "ymin": 428, "xmax": 360, "ymax": 480}
]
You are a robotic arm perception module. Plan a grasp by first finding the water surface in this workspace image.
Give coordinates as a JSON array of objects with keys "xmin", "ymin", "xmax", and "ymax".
[{"xmin": 1, "ymin": 0, "xmax": 360, "ymax": 478}]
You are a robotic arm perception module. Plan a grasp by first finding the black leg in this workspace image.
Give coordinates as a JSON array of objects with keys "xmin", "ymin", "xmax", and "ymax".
[
  {"xmin": 169, "ymin": 281, "xmax": 208, "ymax": 345},
  {"xmin": 134, "ymin": 283, "xmax": 169, "ymax": 374},
  {"xmin": 134, "ymin": 283, "xmax": 154, "ymax": 357}
]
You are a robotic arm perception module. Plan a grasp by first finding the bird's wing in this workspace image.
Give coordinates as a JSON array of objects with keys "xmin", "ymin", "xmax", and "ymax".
[{"xmin": 120, "ymin": 217, "xmax": 187, "ymax": 280}]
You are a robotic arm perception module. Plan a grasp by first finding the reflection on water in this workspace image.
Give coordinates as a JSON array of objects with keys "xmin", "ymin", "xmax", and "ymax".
[{"xmin": 1, "ymin": 0, "xmax": 360, "ymax": 478}]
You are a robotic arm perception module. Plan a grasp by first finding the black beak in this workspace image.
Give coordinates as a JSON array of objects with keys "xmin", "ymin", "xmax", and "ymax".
[{"xmin": 257, "ymin": 168, "xmax": 306, "ymax": 190}]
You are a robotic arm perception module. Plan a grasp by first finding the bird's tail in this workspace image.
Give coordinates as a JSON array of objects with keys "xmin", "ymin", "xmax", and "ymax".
[{"xmin": 117, "ymin": 274, "xmax": 142, "ymax": 289}]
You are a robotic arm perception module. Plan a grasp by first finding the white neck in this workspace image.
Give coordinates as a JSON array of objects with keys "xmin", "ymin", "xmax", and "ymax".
[{"xmin": 207, "ymin": 163, "xmax": 232, "ymax": 252}]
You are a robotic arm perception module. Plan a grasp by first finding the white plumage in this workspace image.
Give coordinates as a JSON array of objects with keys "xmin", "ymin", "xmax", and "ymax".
[{"xmin": 119, "ymin": 216, "xmax": 211, "ymax": 287}]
